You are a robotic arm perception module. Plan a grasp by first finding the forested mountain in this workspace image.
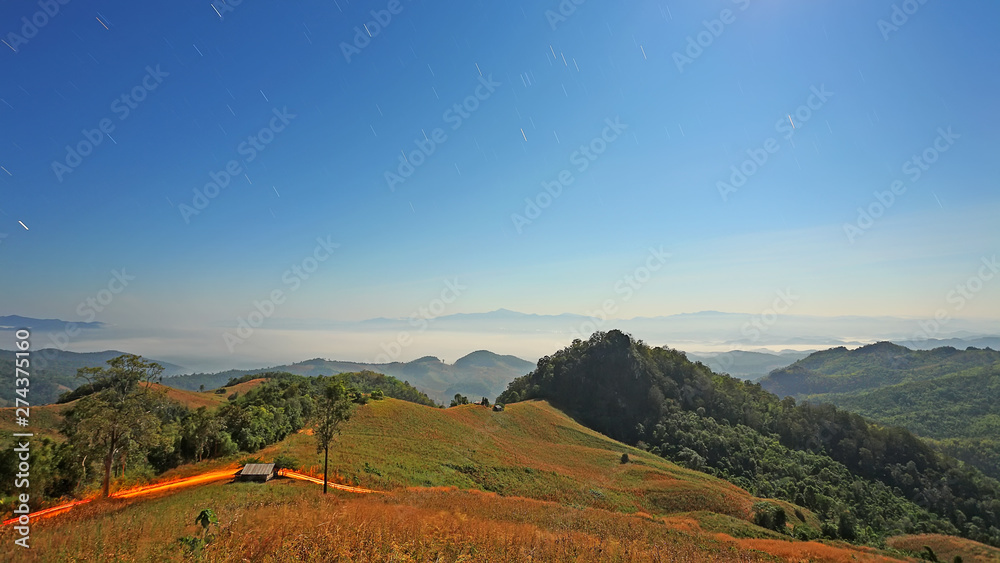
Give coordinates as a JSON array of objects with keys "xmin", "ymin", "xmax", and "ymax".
[
  {"xmin": 497, "ymin": 330, "xmax": 1000, "ymax": 547},
  {"xmin": 758, "ymin": 342, "xmax": 1000, "ymax": 397},
  {"xmin": 0, "ymin": 348, "xmax": 185, "ymax": 406},
  {"xmin": 759, "ymin": 343, "xmax": 1000, "ymax": 479},
  {"xmin": 165, "ymin": 351, "xmax": 533, "ymax": 405}
]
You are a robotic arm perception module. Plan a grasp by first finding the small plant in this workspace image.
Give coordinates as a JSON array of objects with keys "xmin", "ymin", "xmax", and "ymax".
[
  {"xmin": 920, "ymin": 546, "xmax": 939, "ymax": 562},
  {"xmin": 620, "ymin": 453, "xmax": 629, "ymax": 464},
  {"xmin": 214, "ymin": 388, "xmax": 226, "ymax": 394},
  {"xmin": 178, "ymin": 508, "xmax": 219, "ymax": 556},
  {"xmin": 370, "ymin": 388, "xmax": 385, "ymax": 400},
  {"xmin": 363, "ymin": 462, "xmax": 382, "ymax": 476}
]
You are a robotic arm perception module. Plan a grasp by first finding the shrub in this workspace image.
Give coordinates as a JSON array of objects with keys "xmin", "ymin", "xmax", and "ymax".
[
  {"xmin": 620, "ymin": 453, "xmax": 630, "ymax": 464},
  {"xmin": 273, "ymin": 454, "xmax": 299, "ymax": 471},
  {"xmin": 752, "ymin": 502, "xmax": 787, "ymax": 533}
]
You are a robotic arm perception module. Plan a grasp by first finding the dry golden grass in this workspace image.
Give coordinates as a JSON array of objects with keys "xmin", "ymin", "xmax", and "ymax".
[
  {"xmin": 0, "ymin": 479, "xmax": 923, "ymax": 563},
  {"xmin": 887, "ymin": 533, "xmax": 1000, "ymax": 562}
]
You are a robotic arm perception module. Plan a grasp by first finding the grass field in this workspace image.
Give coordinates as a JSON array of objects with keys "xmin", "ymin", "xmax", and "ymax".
[
  {"xmin": 5, "ymin": 397, "xmax": 995, "ymax": 561},
  {"xmin": 0, "ymin": 478, "xmax": 927, "ymax": 562}
]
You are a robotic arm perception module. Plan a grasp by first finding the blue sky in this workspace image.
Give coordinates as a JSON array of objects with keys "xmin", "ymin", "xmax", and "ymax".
[{"xmin": 1, "ymin": 0, "xmax": 998, "ymax": 365}]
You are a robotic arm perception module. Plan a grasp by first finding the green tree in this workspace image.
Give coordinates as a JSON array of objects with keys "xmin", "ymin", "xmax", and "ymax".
[
  {"xmin": 63, "ymin": 354, "xmax": 167, "ymax": 497},
  {"xmin": 450, "ymin": 394, "xmax": 469, "ymax": 407},
  {"xmin": 314, "ymin": 381, "xmax": 353, "ymax": 494}
]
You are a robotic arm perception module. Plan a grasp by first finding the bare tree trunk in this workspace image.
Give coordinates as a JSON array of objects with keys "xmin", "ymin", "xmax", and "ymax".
[
  {"xmin": 103, "ymin": 435, "xmax": 117, "ymax": 498},
  {"xmin": 323, "ymin": 446, "xmax": 329, "ymax": 494},
  {"xmin": 103, "ymin": 449, "xmax": 113, "ymax": 498}
]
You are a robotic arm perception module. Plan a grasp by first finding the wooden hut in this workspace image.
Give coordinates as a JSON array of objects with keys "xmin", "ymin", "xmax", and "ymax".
[{"xmin": 237, "ymin": 463, "xmax": 276, "ymax": 482}]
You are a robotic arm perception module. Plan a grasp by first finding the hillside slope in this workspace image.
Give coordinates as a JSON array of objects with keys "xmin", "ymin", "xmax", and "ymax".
[{"xmin": 498, "ymin": 330, "xmax": 1000, "ymax": 548}]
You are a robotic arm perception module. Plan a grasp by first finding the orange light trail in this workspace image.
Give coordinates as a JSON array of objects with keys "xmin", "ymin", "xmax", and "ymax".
[
  {"xmin": 2, "ymin": 467, "xmax": 380, "ymax": 527},
  {"xmin": 278, "ymin": 469, "xmax": 380, "ymax": 494},
  {"xmin": 111, "ymin": 469, "xmax": 238, "ymax": 499},
  {"xmin": 2, "ymin": 468, "xmax": 237, "ymax": 526}
]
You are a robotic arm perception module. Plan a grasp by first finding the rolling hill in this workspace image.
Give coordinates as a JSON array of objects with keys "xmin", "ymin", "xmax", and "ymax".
[{"xmin": 164, "ymin": 350, "xmax": 534, "ymax": 405}]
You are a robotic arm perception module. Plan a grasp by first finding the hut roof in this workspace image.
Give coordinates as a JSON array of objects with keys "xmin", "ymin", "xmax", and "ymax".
[{"xmin": 240, "ymin": 463, "xmax": 275, "ymax": 477}]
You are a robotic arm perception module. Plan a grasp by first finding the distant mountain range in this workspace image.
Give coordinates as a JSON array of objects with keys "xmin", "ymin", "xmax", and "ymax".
[
  {"xmin": 162, "ymin": 350, "xmax": 535, "ymax": 405},
  {"xmin": 687, "ymin": 350, "xmax": 811, "ymax": 381},
  {"xmin": 4, "ymin": 311, "xmax": 997, "ymax": 373}
]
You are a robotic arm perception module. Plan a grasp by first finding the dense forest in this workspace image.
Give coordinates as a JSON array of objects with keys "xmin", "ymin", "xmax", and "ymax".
[
  {"xmin": 0, "ymin": 361, "xmax": 434, "ymax": 504},
  {"xmin": 497, "ymin": 331, "xmax": 1000, "ymax": 547},
  {"xmin": 760, "ymin": 343, "xmax": 1000, "ymax": 480}
]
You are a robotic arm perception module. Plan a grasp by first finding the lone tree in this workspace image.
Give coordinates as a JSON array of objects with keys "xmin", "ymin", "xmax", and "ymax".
[
  {"xmin": 314, "ymin": 380, "xmax": 354, "ymax": 494},
  {"xmin": 63, "ymin": 354, "xmax": 166, "ymax": 497}
]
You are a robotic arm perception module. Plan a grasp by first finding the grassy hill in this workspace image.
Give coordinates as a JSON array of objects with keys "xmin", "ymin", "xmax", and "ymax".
[
  {"xmin": 760, "ymin": 343, "xmax": 1000, "ymax": 479},
  {"xmin": 164, "ymin": 350, "xmax": 534, "ymax": 405},
  {"xmin": 2, "ymin": 396, "xmax": 968, "ymax": 562},
  {"xmin": 498, "ymin": 331, "xmax": 1000, "ymax": 548}
]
